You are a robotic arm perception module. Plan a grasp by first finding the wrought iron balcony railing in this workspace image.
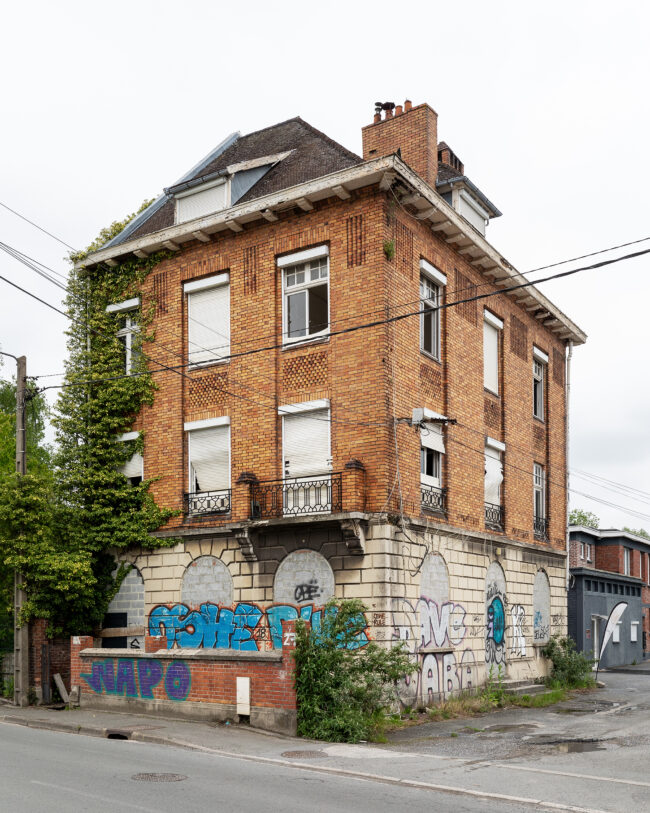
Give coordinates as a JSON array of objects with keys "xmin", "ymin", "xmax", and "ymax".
[
  {"xmin": 485, "ymin": 502, "xmax": 504, "ymax": 531},
  {"xmin": 421, "ymin": 484, "xmax": 447, "ymax": 515},
  {"xmin": 184, "ymin": 489, "xmax": 231, "ymax": 516},
  {"xmin": 534, "ymin": 515, "xmax": 549, "ymax": 541},
  {"xmin": 250, "ymin": 473, "xmax": 342, "ymax": 519}
]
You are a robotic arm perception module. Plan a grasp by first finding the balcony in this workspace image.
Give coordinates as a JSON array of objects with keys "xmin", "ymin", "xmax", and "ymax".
[
  {"xmin": 534, "ymin": 515, "xmax": 549, "ymax": 541},
  {"xmin": 250, "ymin": 473, "xmax": 343, "ymax": 519},
  {"xmin": 421, "ymin": 484, "xmax": 447, "ymax": 516},
  {"xmin": 485, "ymin": 502, "xmax": 504, "ymax": 531},
  {"xmin": 184, "ymin": 489, "xmax": 231, "ymax": 516}
]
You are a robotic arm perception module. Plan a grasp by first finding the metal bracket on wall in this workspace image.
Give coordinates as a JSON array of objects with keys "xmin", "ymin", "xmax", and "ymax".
[
  {"xmin": 236, "ymin": 529, "xmax": 257, "ymax": 562},
  {"xmin": 340, "ymin": 519, "xmax": 366, "ymax": 556}
]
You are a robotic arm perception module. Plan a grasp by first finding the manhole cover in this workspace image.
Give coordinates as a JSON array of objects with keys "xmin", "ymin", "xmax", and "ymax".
[
  {"xmin": 281, "ymin": 750, "xmax": 327, "ymax": 759},
  {"xmin": 132, "ymin": 773, "xmax": 188, "ymax": 783}
]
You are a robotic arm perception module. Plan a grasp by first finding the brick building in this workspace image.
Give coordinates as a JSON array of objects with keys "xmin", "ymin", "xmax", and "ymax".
[
  {"xmin": 569, "ymin": 526, "xmax": 650, "ymax": 665},
  {"xmin": 74, "ymin": 99, "xmax": 586, "ymax": 721}
]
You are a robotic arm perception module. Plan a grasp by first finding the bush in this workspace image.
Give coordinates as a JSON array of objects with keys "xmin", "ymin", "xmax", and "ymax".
[
  {"xmin": 542, "ymin": 635, "xmax": 594, "ymax": 687},
  {"xmin": 294, "ymin": 599, "xmax": 416, "ymax": 742}
]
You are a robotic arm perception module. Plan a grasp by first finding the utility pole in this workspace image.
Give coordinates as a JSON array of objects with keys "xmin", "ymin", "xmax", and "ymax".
[{"xmin": 13, "ymin": 355, "xmax": 29, "ymax": 706}]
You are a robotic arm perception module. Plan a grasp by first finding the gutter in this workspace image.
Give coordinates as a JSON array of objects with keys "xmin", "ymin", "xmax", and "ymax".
[{"xmin": 566, "ymin": 340, "xmax": 574, "ymax": 591}]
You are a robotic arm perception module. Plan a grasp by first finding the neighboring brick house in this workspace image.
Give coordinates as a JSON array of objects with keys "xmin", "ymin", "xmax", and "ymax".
[
  {"xmin": 569, "ymin": 526, "xmax": 649, "ymax": 665},
  {"xmin": 74, "ymin": 99, "xmax": 586, "ymax": 721}
]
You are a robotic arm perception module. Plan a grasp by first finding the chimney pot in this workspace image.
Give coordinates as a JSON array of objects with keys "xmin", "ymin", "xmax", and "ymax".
[
  {"xmin": 404, "ymin": 99, "xmax": 412, "ymax": 111},
  {"xmin": 395, "ymin": 104, "xmax": 403, "ymax": 116},
  {"xmin": 384, "ymin": 107, "xmax": 393, "ymax": 119},
  {"xmin": 373, "ymin": 112, "xmax": 381, "ymax": 123}
]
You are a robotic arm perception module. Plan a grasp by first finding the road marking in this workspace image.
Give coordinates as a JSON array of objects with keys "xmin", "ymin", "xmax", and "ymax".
[
  {"xmin": 30, "ymin": 781, "xmax": 161, "ymax": 812},
  {"xmin": 492, "ymin": 762, "xmax": 650, "ymax": 788},
  {"xmin": 161, "ymin": 737, "xmax": 612, "ymax": 813}
]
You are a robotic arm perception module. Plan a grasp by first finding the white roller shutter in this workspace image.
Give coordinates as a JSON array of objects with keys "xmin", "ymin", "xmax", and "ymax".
[
  {"xmin": 484, "ymin": 445, "xmax": 503, "ymax": 504},
  {"xmin": 188, "ymin": 426, "xmax": 230, "ymax": 492},
  {"xmin": 483, "ymin": 320, "xmax": 499, "ymax": 393},
  {"xmin": 283, "ymin": 409, "xmax": 330, "ymax": 477},
  {"xmin": 120, "ymin": 452, "xmax": 143, "ymax": 480},
  {"xmin": 420, "ymin": 422, "xmax": 445, "ymax": 454},
  {"xmin": 177, "ymin": 181, "xmax": 228, "ymax": 223},
  {"xmin": 188, "ymin": 283, "xmax": 230, "ymax": 365}
]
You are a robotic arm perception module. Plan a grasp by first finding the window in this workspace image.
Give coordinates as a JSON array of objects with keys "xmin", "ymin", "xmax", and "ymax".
[
  {"xmin": 106, "ymin": 298, "xmax": 140, "ymax": 374},
  {"xmin": 117, "ymin": 431, "xmax": 143, "ymax": 487},
  {"xmin": 586, "ymin": 543, "xmax": 592, "ymax": 562},
  {"xmin": 184, "ymin": 274, "xmax": 230, "ymax": 366},
  {"xmin": 484, "ymin": 438, "xmax": 504, "ymax": 506},
  {"xmin": 580, "ymin": 542, "xmax": 585, "ymax": 560},
  {"xmin": 533, "ymin": 463, "xmax": 546, "ymax": 536},
  {"xmin": 533, "ymin": 346, "xmax": 548, "ymax": 420},
  {"xmin": 176, "ymin": 178, "xmax": 230, "ymax": 224},
  {"xmin": 185, "ymin": 417, "xmax": 231, "ymax": 514},
  {"xmin": 279, "ymin": 246, "xmax": 329, "ymax": 344},
  {"xmin": 631, "ymin": 622, "xmax": 639, "ymax": 643},
  {"xmin": 281, "ymin": 400, "xmax": 332, "ymax": 514},
  {"xmin": 420, "ymin": 259, "xmax": 446, "ymax": 359},
  {"xmin": 624, "ymin": 547, "xmax": 631, "ymax": 576},
  {"xmin": 420, "ymin": 422, "xmax": 445, "ymax": 489},
  {"xmin": 483, "ymin": 311, "xmax": 503, "ymax": 394}
]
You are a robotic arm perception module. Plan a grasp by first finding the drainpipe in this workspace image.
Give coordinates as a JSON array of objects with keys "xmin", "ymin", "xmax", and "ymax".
[{"xmin": 565, "ymin": 341, "xmax": 574, "ymax": 593}]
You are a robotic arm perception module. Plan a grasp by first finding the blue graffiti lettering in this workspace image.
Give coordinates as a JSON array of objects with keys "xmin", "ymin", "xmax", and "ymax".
[{"xmin": 81, "ymin": 658, "xmax": 190, "ymax": 702}]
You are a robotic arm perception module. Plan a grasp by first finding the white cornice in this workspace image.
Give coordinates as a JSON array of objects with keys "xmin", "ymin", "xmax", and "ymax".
[{"xmin": 80, "ymin": 155, "xmax": 586, "ymax": 344}]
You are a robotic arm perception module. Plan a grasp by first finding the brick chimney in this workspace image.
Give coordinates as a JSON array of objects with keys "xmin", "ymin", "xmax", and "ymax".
[{"xmin": 362, "ymin": 100, "xmax": 438, "ymax": 186}]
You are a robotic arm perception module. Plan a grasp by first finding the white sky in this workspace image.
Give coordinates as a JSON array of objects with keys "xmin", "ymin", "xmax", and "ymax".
[{"xmin": 1, "ymin": 0, "xmax": 648, "ymax": 531}]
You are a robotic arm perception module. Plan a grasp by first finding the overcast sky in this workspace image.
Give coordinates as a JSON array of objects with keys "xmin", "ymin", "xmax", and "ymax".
[{"xmin": 1, "ymin": 0, "xmax": 648, "ymax": 531}]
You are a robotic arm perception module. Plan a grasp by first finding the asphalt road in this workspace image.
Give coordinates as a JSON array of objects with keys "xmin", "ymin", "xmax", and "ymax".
[{"xmin": 0, "ymin": 723, "xmax": 532, "ymax": 813}]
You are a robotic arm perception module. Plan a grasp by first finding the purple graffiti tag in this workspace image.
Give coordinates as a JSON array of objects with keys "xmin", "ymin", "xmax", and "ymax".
[
  {"xmin": 137, "ymin": 660, "xmax": 163, "ymax": 698},
  {"xmin": 115, "ymin": 660, "xmax": 138, "ymax": 697},
  {"xmin": 81, "ymin": 660, "xmax": 116, "ymax": 695},
  {"xmin": 164, "ymin": 661, "xmax": 191, "ymax": 701}
]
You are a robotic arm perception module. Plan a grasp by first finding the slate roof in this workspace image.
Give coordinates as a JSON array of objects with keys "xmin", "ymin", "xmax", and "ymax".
[{"xmin": 125, "ymin": 118, "xmax": 362, "ymax": 243}]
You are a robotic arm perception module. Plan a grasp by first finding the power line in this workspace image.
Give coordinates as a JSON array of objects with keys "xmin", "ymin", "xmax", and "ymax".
[{"xmin": 0, "ymin": 199, "xmax": 76, "ymax": 251}]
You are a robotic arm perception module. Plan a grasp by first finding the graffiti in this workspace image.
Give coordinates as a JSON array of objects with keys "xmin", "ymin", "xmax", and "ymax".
[
  {"xmin": 509, "ymin": 605, "xmax": 526, "ymax": 657},
  {"xmin": 390, "ymin": 597, "xmax": 475, "ymax": 705},
  {"xmin": 80, "ymin": 658, "xmax": 191, "ymax": 702},
  {"xmin": 373, "ymin": 612, "xmax": 386, "ymax": 628},
  {"xmin": 148, "ymin": 602, "xmax": 369, "ymax": 651},
  {"xmin": 486, "ymin": 594, "xmax": 506, "ymax": 665},
  {"xmin": 534, "ymin": 610, "xmax": 550, "ymax": 641},
  {"xmin": 294, "ymin": 579, "xmax": 321, "ymax": 603}
]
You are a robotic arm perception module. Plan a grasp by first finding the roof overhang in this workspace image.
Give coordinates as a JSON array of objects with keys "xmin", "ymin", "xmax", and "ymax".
[{"xmin": 79, "ymin": 154, "xmax": 586, "ymax": 345}]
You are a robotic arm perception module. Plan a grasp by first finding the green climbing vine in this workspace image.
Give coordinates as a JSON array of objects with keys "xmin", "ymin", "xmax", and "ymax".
[{"xmin": 0, "ymin": 201, "xmax": 179, "ymax": 636}]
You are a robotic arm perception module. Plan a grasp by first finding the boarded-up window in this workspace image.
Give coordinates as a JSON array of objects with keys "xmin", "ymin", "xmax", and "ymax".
[
  {"xmin": 346, "ymin": 215, "xmax": 366, "ymax": 267},
  {"xmin": 510, "ymin": 315, "xmax": 528, "ymax": 360},
  {"xmin": 553, "ymin": 348, "xmax": 565, "ymax": 386},
  {"xmin": 454, "ymin": 269, "xmax": 477, "ymax": 324}
]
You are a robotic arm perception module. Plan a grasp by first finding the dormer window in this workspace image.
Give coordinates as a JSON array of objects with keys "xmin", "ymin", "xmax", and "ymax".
[{"xmin": 176, "ymin": 178, "xmax": 230, "ymax": 224}]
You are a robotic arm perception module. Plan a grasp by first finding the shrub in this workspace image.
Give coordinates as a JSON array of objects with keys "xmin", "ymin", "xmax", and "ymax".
[
  {"xmin": 542, "ymin": 635, "xmax": 594, "ymax": 687},
  {"xmin": 294, "ymin": 599, "xmax": 415, "ymax": 742}
]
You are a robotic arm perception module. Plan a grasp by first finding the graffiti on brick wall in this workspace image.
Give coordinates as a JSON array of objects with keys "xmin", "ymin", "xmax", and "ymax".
[
  {"xmin": 509, "ymin": 605, "xmax": 527, "ymax": 658},
  {"xmin": 485, "ymin": 562, "xmax": 507, "ymax": 666},
  {"xmin": 390, "ymin": 596, "xmax": 476, "ymax": 706},
  {"xmin": 80, "ymin": 658, "xmax": 190, "ymax": 701},
  {"xmin": 148, "ymin": 602, "xmax": 369, "ymax": 651}
]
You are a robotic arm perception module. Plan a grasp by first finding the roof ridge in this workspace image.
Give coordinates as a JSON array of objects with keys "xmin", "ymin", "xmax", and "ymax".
[{"xmin": 290, "ymin": 117, "xmax": 362, "ymax": 162}]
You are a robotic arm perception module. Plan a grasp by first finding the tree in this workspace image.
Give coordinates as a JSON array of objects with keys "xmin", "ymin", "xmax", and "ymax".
[
  {"xmin": 623, "ymin": 526, "xmax": 650, "ymax": 540},
  {"xmin": 569, "ymin": 508, "xmax": 600, "ymax": 528},
  {"xmin": 0, "ymin": 376, "xmax": 52, "ymax": 650}
]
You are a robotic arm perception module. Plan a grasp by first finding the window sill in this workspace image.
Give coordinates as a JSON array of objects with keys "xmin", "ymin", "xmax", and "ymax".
[
  {"xmin": 188, "ymin": 358, "xmax": 230, "ymax": 371},
  {"xmin": 420, "ymin": 350, "xmax": 442, "ymax": 365},
  {"xmin": 533, "ymin": 415, "xmax": 545, "ymax": 425},
  {"xmin": 484, "ymin": 387, "xmax": 500, "ymax": 398},
  {"xmin": 281, "ymin": 335, "xmax": 330, "ymax": 352}
]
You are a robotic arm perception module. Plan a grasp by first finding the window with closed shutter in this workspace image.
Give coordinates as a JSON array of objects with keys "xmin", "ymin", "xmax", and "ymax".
[
  {"xmin": 188, "ymin": 425, "xmax": 230, "ymax": 493},
  {"xmin": 120, "ymin": 452, "xmax": 144, "ymax": 486},
  {"xmin": 484, "ymin": 445, "xmax": 503, "ymax": 505},
  {"xmin": 483, "ymin": 320, "xmax": 499, "ymax": 394},
  {"xmin": 283, "ymin": 409, "xmax": 331, "ymax": 477},
  {"xmin": 187, "ymin": 281, "xmax": 230, "ymax": 366},
  {"xmin": 177, "ymin": 180, "xmax": 229, "ymax": 223}
]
